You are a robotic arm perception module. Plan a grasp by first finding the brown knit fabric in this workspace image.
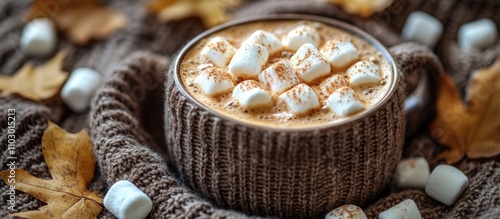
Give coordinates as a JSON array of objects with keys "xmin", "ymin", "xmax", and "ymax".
[{"xmin": 0, "ymin": 0, "xmax": 499, "ymax": 218}]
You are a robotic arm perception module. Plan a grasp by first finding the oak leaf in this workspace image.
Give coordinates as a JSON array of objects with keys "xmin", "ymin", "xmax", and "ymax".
[
  {"xmin": 147, "ymin": 0, "xmax": 241, "ymax": 27},
  {"xmin": 0, "ymin": 122, "xmax": 103, "ymax": 219},
  {"xmin": 431, "ymin": 59, "xmax": 500, "ymax": 164},
  {"xmin": 321, "ymin": 0, "xmax": 394, "ymax": 17},
  {"xmin": 26, "ymin": 0, "xmax": 127, "ymax": 44},
  {"xmin": 0, "ymin": 51, "xmax": 67, "ymax": 101}
]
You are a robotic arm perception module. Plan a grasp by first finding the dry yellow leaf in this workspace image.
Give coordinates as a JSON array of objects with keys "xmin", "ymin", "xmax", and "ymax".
[
  {"xmin": 26, "ymin": 0, "xmax": 127, "ymax": 44},
  {"xmin": 0, "ymin": 121, "xmax": 103, "ymax": 219},
  {"xmin": 321, "ymin": 0, "xmax": 394, "ymax": 17},
  {"xmin": 147, "ymin": 0, "xmax": 241, "ymax": 27},
  {"xmin": 0, "ymin": 51, "xmax": 67, "ymax": 101},
  {"xmin": 431, "ymin": 59, "xmax": 500, "ymax": 164}
]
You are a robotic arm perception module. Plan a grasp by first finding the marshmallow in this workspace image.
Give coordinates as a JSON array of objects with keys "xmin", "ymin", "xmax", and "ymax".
[
  {"xmin": 279, "ymin": 84, "xmax": 320, "ymax": 114},
  {"xmin": 347, "ymin": 61, "xmax": 380, "ymax": 85},
  {"xmin": 194, "ymin": 68, "xmax": 234, "ymax": 96},
  {"xmin": 103, "ymin": 180, "xmax": 153, "ymax": 219},
  {"xmin": 232, "ymin": 80, "xmax": 272, "ymax": 108},
  {"xmin": 379, "ymin": 199, "xmax": 422, "ymax": 219},
  {"xmin": 425, "ymin": 165, "xmax": 469, "ymax": 205},
  {"xmin": 283, "ymin": 25, "xmax": 321, "ymax": 51},
  {"xmin": 201, "ymin": 36, "xmax": 237, "ymax": 67},
  {"xmin": 20, "ymin": 18, "xmax": 57, "ymax": 57},
  {"xmin": 228, "ymin": 43, "xmax": 269, "ymax": 78},
  {"xmin": 458, "ymin": 18, "xmax": 498, "ymax": 51},
  {"xmin": 321, "ymin": 38, "xmax": 359, "ymax": 68},
  {"xmin": 402, "ymin": 11, "xmax": 443, "ymax": 48},
  {"xmin": 325, "ymin": 204, "xmax": 367, "ymax": 219},
  {"xmin": 290, "ymin": 43, "xmax": 331, "ymax": 83},
  {"xmin": 393, "ymin": 157, "xmax": 430, "ymax": 189},
  {"xmin": 319, "ymin": 75, "xmax": 348, "ymax": 96},
  {"xmin": 61, "ymin": 68, "xmax": 103, "ymax": 113},
  {"xmin": 327, "ymin": 87, "xmax": 365, "ymax": 117},
  {"xmin": 258, "ymin": 60, "xmax": 300, "ymax": 95},
  {"xmin": 243, "ymin": 30, "xmax": 283, "ymax": 54}
]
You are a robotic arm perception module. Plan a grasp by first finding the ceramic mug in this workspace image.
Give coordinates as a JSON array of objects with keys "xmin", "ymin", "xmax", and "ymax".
[{"xmin": 165, "ymin": 14, "xmax": 441, "ymax": 218}]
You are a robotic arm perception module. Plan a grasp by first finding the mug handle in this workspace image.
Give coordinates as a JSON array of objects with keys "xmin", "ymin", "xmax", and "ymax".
[{"xmin": 390, "ymin": 42, "xmax": 443, "ymax": 137}]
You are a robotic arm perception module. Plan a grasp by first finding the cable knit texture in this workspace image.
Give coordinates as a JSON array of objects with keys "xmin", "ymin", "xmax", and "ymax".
[{"xmin": 0, "ymin": 0, "xmax": 499, "ymax": 218}]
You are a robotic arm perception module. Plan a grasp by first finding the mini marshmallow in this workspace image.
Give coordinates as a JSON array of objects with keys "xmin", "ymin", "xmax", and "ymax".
[
  {"xmin": 425, "ymin": 165, "xmax": 469, "ymax": 205},
  {"xmin": 201, "ymin": 36, "xmax": 237, "ymax": 67},
  {"xmin": 379, "ymin": 199, "xmax": 422, "ymax": 219},
  {"xmin": 258, "ymin": 60, "xmax": 300, "ymax": 95},
  {"xmin": 104, "ymin": 180, "xmax": 153, "ymax": 219},
  {"xmin": 290, "ymin": 43, "xmax": 331, "ymax": 83},
  {"xmin": 61, "ymin": 67, "xmax": 103, "ymax": 113},
  {"xmin": 402, "ymin": 11, "xmax": 443, "ymax": 48},
  {"xmin": 393, "ymin": 157, "xmax": 430, "ymax": 189},
  {"xmin": 321, "ymin": 38, "xmax": 359, "ymax": 68},
  {"xmin": 194, "ymin": 68, "xmax": 234, "ymax": 96},
  {"xmin": 325, "ymin": 204, "xmax": 367, "ymax": 219},
  {"xmin": 458, "ymin": 18, "xmax": 498, "ymax": 51},
  {"xmin": 232, "ymin": 80, "xmax": 272, "ymax": 108},
  {"xmin": 242, "ymin": 30, "xmax": 283, "ymax": 54},
  {"xmin": 228, "ymin": 43, "xmax": 269, "ymax": 78},
  {"xmin": 327, "ymin": 87, "xmax": 365, "ymax": 117},
  {"xmin": 347, "ymin": 61, "xmax": 380, "ymax": 85},
  {"xmin": 20, "ymin": 18, "xmax": 57, "ymax": 57},
  {"xmin": 283, "ymin": 25, "xmax": 321, "ymax": 51},
  {"xmin": 280, "ymin": 84, "xmax": 320, "ymax": 114},
  {"xmin": 319, "ymin": 75, "xmax": 348, "ymax": 96}
]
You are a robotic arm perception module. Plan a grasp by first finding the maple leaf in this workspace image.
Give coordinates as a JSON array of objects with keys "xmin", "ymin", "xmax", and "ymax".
[
  {"xmin": 321, "ymin": 0, "xmax": 394, "ymax": 17},
  {"xmin": 0, "ymin": 122, "xmax": 103, "ymax": 219},
  {"xmin": 0, "ymin": 51, "xmax": 68, "ymax": 101},
  {"xmin": 147, "ymin": 0, "xmax": 241, "ymax": 27},
  {"xmin": 25, "ymin": 0, "xmax": 127, "ymax": 44},
  {"xmin": 431, "ymin": 59, "xmax": 500, "ymax": 164}
]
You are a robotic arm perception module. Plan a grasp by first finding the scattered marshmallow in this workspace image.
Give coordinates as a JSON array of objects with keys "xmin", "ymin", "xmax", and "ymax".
[
  {"xmin": 319, "ymin": 75, "xmax": 348, "ymax": 96},
  {"xmin": 279, "ymin": 84, "xmax": 320, "ymax": 114},
  {"xmin": 201, "ymin": 37, "xmax": 237, "ymax": 67},
  {"xmin": 325, "ymin": 204, "xmax": 367, "ymax": 219},
  {"xmin": 258, "ymin": 60, "xmax": 300, "ymax": 95},
  {"xmin": 290, "ymin": 43, "xmax": 331, "ymax": 83},
  {"xmin": 242, "ymin": 30, "xmax": 283, "ymax": 54},
  {"xmin": 393, "ymin": 157, "xmax": 430, "ymax": 189},
  {"xmin": 232, "ymin": 80, "xmax": 272, "ymax": 108},
  {"xmin": 283, "ymin": 25, "xmax": 321, "ymax": 51},
  {"xmin": 61, "ymin": 67, "xmax": 103, "ymax": 113},
  {"xmin": 327, "ymin": 87, "xmax": 364, "ymax": 117},
  {"xmin": 402, "ymin": 11, "xmax": 443, "ymax": 48},
  {"xmin": 425, "ymin": 165, "xmax": 469, "ymax": 206},
  {"xmin": 347, "ymin": 61, "xmax": 380, "ymax": 85},
  {"xmin": 194, "ymin": 68, "xmax": 234, "ymax": 96},
  {"xmin": 321, "ymin": 38, "xmax": 359, "ymax": 68},
  {"xmin": 20, "ymin": 18, "xmax": 57, "ymax": 57},
  {"xmin": 228, "ymin": 43, "xmax": 269, "ymax": 78},
  {"xmin": 104, "ymin": 180, "xmax": 153, "ymax": 219},
  {"xmin": 379, "ymin": 199, "xmax": 422, "ymax": 219},
  {"xmin": 458, "ymin": 18, "xmax": 498, "ymax": 52}
]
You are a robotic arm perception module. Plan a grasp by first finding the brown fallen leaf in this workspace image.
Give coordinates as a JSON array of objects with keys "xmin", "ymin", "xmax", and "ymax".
[
  {"xmin": 321, "ymin": 0, "xmax": 394, "ymax": 17},
  {"xmin": 0, "ymin": 51, "xmax": 67, "ymax": 101},
  {"xmin": 431, "ymin": 59, "xmax": 500, "ymax": 164},
  {"xmin": 147, "ymin": 0, "xmax": 241, "ymax": 27},
  {"xmin": 26, "ymin": 0, "xmax": 127, "ymax": 44},
  {"xmin": 0, "ymin": 121, "xmax": 103, "ymax": 219}
]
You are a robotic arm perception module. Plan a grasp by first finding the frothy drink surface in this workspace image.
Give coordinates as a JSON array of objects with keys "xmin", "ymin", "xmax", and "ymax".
[{"xmin": 179, "ymin": 20, "xmax": 393, "ymax": 128}]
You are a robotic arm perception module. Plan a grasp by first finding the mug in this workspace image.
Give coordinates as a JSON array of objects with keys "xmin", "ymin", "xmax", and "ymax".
[{"xmin": 165, "ymin": 14, "xmax": 441, "ymax": 218}]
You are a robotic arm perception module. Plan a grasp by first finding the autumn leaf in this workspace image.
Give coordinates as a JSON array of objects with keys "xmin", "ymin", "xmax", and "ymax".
[
  {"xmin": 26, "ymin": 0, "xmax": 127, "ymax": 44},
  {"xmin": 431, "ymin": 59, "xmax": 500, "ymax": 164},
  {"xmin": 321, "ymin": 0, "xmax": 394, "ymax": 17},
  {"xmin": 0, "ymin": 51, "xmax": 67, "ymax": 101},
  {"xmin": 0, "ymin": 121, "xmax": 103, "ymax": 219},
  {"xmin": 147, "ymin": 0, "xmax": 241, "ymax": 27}
]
